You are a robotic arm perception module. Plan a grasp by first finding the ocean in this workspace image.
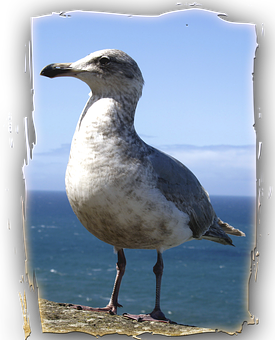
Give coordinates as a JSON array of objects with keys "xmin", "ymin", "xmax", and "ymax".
[{"xmin": 25, "ymin": 190, "xmax": 255, "ymax": 332}]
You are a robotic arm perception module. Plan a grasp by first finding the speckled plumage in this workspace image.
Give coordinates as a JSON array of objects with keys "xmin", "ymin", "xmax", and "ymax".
[
  {"xmin": 40, "ymin": 49, "xmax": 245, "ymax": 321},
  {"xmin": 41, "ymin": 49, "xmax": 243, "ymax": 249}
]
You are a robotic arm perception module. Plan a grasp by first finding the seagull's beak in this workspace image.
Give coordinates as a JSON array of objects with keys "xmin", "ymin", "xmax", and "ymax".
[{"xmin": 40, "ymin": 63, "xmax": 82, "ymax": 78}]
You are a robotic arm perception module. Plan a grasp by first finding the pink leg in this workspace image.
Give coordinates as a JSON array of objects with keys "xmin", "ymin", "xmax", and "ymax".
[
  {"xmin": 67, "ymin": 249, "xmax": 126, "ymax": 315},
  {"xmin": 124, "ymin": 251, "xmax": 172, "ymax": 323},
  {"xmin": 106, "ymin": 248, "xmax": 126, "ymax": 313}
]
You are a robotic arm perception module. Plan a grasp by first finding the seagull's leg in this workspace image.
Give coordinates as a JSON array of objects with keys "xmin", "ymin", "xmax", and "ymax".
[
  {"xmin": 105, "ymin": 248, "xmax": 126, "ymax": 313},
  {"xmin": 124, "ymin": 251, "xmax": 172, "ymax": 323},
  {"xmin": 149, "ymin": 251, "xmax": 167, "ymax": 320},
  {"xmin": 67, "ymin": 248, "xmax": 126, "ymax": 315}
]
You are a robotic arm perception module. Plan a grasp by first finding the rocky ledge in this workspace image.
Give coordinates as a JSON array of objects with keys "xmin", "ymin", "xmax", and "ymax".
[{"xmin": 38, "ymin": 298, "xmax": 217, "ymax": 337}]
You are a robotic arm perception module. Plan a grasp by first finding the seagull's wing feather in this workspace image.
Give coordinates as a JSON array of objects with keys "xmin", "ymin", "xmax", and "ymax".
[
  {"xmin": 148, "ymin": 147, "xmax": 215, "ymax": 238},
  {"xmin": 147, "ymin": 147, "xmax": 245, "ymax": 245}
]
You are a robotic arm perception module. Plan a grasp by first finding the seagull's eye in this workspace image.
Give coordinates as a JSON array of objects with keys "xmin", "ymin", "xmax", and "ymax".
[{"xmin": 99, "ymin": 56, "xmax": 111, "ymax": 65}]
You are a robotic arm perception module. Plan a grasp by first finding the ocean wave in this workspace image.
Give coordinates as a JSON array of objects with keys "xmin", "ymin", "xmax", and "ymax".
[{"xmin": 50, "ymin": 269, "xmax": 66, "ymax": 276}]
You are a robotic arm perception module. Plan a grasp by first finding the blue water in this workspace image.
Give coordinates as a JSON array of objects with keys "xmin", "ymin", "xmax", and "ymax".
[{"xmin": 26, "ymin": 191, "xmax": 255, "ymax": 332}]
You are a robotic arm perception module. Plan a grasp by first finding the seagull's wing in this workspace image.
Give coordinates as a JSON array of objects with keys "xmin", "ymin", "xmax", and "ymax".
[
  {"xmin": 148, "ymin": 146, "xmax": 215, "ymax": 238},
  {"xmin": 147, "ymin": 146, "xmax": 244, "ymax": 245}
]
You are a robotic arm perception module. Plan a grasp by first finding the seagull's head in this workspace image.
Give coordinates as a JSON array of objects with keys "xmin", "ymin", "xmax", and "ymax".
[{"xmin": 40, "ymin": 49, "xmax": 144, "ymax": 100}]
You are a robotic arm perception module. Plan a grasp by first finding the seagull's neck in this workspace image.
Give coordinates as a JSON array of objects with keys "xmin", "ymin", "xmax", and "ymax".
[{"xmin": 77, "ymin": 93, "xmax": 138, "ymax": 138}]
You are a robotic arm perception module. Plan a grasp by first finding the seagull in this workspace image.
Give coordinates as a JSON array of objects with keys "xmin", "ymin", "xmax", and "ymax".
[{"xmin": 40, "ymin": 49, "xmax": 245, "ymax": 323}]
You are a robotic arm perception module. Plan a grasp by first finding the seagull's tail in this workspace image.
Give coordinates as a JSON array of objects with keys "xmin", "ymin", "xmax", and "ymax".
[
  {"xmin": 217, "ymin": 219, "xmax": 245, "ymax": 237},
  {"xmin": 201, "ymin": 218, "xmax": 245, "ymax": 246}
]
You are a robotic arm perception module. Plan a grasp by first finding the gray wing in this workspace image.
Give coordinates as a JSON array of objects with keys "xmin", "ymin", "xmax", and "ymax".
[
  {"xmin": 148, "ymin": 146, "xmax": 216, "ymax": 239},
  {"xmin": 147, "ymin": 146, "xmax": 244, "ymax": 245}
]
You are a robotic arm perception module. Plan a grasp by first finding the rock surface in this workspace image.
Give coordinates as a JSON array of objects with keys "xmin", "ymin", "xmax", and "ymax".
[{"xmin": 38, "ymin": 298, "xmax": 217, "ymax": 337}]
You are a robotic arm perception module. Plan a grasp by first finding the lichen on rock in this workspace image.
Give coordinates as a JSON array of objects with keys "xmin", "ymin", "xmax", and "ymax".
[{"xmin": 38, "ymin": 298, "xmax": 216, "ymax": 337}]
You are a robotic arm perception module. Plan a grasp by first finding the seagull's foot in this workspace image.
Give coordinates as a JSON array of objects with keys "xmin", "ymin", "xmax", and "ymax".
[
  {"xmin": 61, "ymin": 303, "xmax": 122, "ymax": 315},
  {"xmin": 123, "ymin": 308, "xmax": 175, "ymax": 324}
]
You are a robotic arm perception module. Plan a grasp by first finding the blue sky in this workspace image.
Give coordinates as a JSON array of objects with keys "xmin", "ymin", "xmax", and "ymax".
[{"xmin": 25, "ymin": 9, "xmax": 257, "ymax": 196}]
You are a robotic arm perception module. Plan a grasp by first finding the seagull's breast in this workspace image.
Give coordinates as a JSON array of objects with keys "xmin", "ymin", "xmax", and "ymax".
[{"xmin": 65, "ymin": 100, "xmax": 192, "ymax": 251}]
